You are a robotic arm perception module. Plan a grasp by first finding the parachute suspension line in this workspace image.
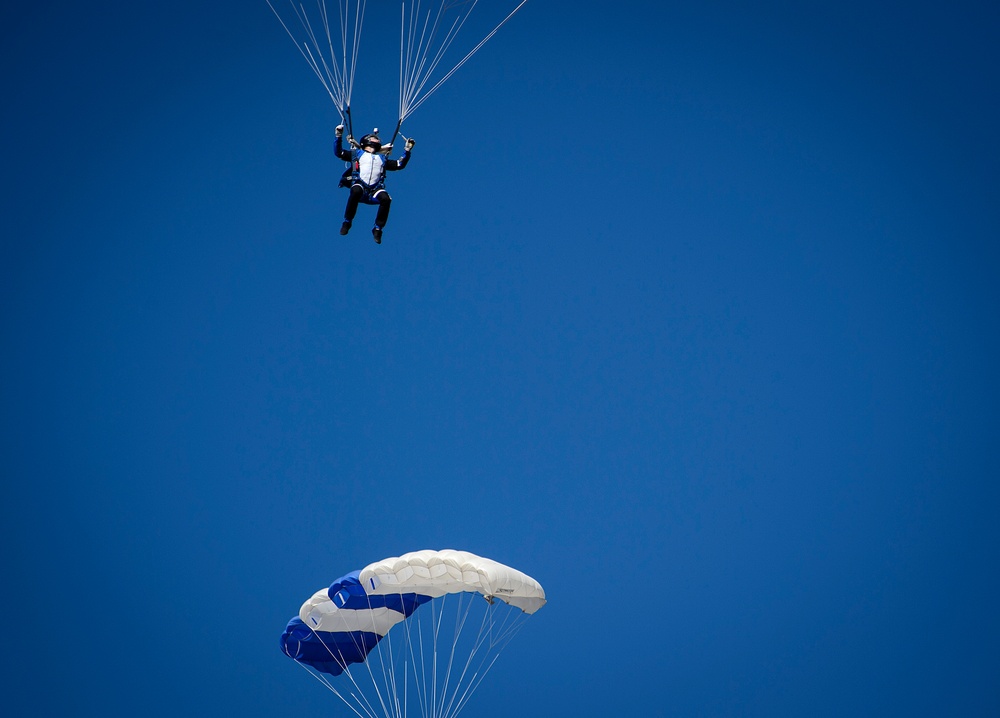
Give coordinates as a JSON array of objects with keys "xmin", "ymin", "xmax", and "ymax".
[
  {"xmin": 410, "ymin": 3, "xmax": 471, "ymax": 116},
  {"xmin": 297, "ymin": 663, "xmax": 371, "ymax": 718},
  {"xmin": 429, "ymin": 591, "xmax": 476, "ymax": 717},
  {"xmin": 399, "ymin": 0, "xmax": 436, "ymax": 121},
  {"xmin": 409, "ymin": 0, "xmax": 529, "ymax": 121},
  {"xmin": 267, "ymin": 0, "xmax": 369, "ymax": 120},
  {"xmin": 295, "ymin": 593, "xmax": 532, "ymax": 718},
  {"xmin": 436, "ymin": 593, "xmax": 465, "ymax": 717},
  {"xmin": 317, "ymin": 0, "xmax": 350, "ymax": 116},
  {"xmin": 397, "ymin": 0, "xmax": 530, "ymax": 124},
  {"xmin": 297, "ymin": 3, "xmax": 349, "ymax": 111},
  {"xmin": 437, "ymin": 593, "xmax": 470, "ymax": 717},
  {"xmin": 374, "ymin": 592, "xmax": 529, "ymax": 718},
  {"xmin": 350, "ymin": 592, "xmax": 401, "ymax": 718},
  {"xmin": 368, "ymin": 594, "xmax": 408, "ymax": 718},
  {"xmin": 407, "ymin": 604, "xmax": 431, "ymax": 717},
  {"xmin": 324, "ymin": 612, "xmax": 406, "ymax": 718},
  {"xmin": 344, "ymin": 0, "xmax": 367, "ymax": 111},
  {"xmin": 266, "ymin": 0, "xmax": 342, "ymax": 112},
  {"xmin": 449, "ymin": 652, "xmax": 503, "ymax": 718},
  {"xmin": 437, "ymin": 592, "xmax": 479, "ymax": 718},
  {"xmin": 425, "ymin": 596, "xmax": 444, "ymax": 718},
  {"xmin": 316, "ymin": 636, "xmax": 384, "ymax": 718},
  {"xmin": 304, "ymin": 628, "xmax": 382, "ymax": 718},
  {"xmin": 429, "ymin": 593, "xmax": 444, "ymax": 717},
  {"xmin": 398, "ymin": 0, "xmax": 422, "ymax": 122},
  {"xmin": 376, "ymin": 602, "xmax": 402, "ymax": 718},
  {"xmin": 439, "ymin": 598, "xmax": 498, "ymax": 718},
  {"xmin": 452, "ymin": 625, "xmax": 528, "ymax": 716},
  {"xmin": 303, "ymin": 0, "xmax": 342, "ymax": 110},
  {"xmin": 403, "ymin": 597, "xmax": 433, "ymax": 718},
  {"xmin": 398, "ymin": 0, "xmax": 468, "ymax": 124},
  {"xmin": 442, "ymin": 602, "xmax": 532, "ymax": 718},
  {"xmin": 399, "ymin": 2, "xmax": 406, "ymax": 129}
]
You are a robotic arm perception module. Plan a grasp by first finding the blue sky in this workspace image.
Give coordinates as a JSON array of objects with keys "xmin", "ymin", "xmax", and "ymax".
[{"xmin": 3, "ymin": 1, "xmax": 999, "ymax": 715}]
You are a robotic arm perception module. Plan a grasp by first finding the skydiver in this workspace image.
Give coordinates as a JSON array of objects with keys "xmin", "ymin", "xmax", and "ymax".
[{"xmin": 334, "ymin": 124, "xmax": 415, "ymax": 244}]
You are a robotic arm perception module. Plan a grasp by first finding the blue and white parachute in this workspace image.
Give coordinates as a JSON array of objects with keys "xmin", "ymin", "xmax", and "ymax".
[
  {"xmin": 280, "ymin": 549, "xmax": 546, "ymax": 717},
  {"xmin": 281, "ymin": 571, "xmax": 432, "ymax": 676}
]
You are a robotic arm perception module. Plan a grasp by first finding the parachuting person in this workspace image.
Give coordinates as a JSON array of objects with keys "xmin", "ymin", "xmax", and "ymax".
[{"xmin": 335, "ymin": 124, "xmax": 415, "ymax": 244}]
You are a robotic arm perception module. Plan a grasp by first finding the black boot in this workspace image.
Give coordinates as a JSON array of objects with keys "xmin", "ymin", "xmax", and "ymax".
[
  {"xmin": 372, "ymin": 227, "xmax": 383, "ymax": 244},
  {"xmin": 340, "ymin": 221, "xmax": 352, "ymax": 235}
]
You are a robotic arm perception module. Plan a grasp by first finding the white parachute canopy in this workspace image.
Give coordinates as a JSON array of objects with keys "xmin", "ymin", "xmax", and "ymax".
[
  {"xmin": 267, "ymin": 0, "xmax": 530, "ymax": 127},
  {"xmin": 361, "ymin": 549, "xmax": 547, "ymax": 614},
  {"xmin": 281, "ymin": 549, "xmax": 546, "ymax": 718}
]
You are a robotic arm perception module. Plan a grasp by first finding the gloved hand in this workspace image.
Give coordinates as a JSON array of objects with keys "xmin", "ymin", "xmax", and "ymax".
[
  {"xmin": 405, "ymin": 138, "xmax": 416, "ymax": 151},
  {"xmin": 336, "ymin": 125, "xmax": 344, "ymax": 138}
]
